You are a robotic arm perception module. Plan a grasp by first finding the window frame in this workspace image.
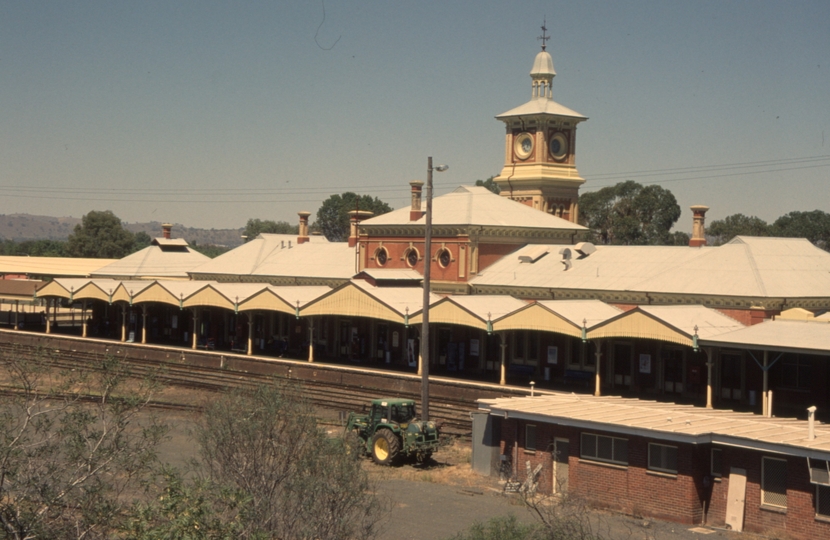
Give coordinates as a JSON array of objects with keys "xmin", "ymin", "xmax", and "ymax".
[
  {"xmin": 817, "ymin": 484, "xmax": 830, "ymax": 519},
  {"xmin": 761, "ymin": 456, "xmax": 788, "ymax": 509},
  {"xmin": 525, "ymin": 424, "xmax": 537, "ymax": 452},
  {"xmin": 580, "ymin": 432, "xmax": 628, "ymax": 466},
  {"xmin": 647, "ymin": 443, "xmax": 678, "ymax": 474},
  {"xmin": 710, "ymin": 448, "xmax": 722, "ymax": 478}
]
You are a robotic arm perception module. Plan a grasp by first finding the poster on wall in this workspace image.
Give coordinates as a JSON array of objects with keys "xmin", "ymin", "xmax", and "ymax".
[
  {"xmin": 171, "ymin": 315, "xmax": 178, "ymax": 329},
  {"xmin": 407, "ymin": 339, "xmax": 417, "ymax": 368},
  {"xmin": 639, "ymin": 354, "xmax": 652, "ymax": 374},
  {"xmin": 469, "ymin": 339, "xmax": 479, "ymax": 357},
  {"xmin": 392, "ymin": 331, "xmax": 399, "ymax": 348},
  {"xmin": 547, "ymin": 346, "xmax": 558, "ymax": 364}
]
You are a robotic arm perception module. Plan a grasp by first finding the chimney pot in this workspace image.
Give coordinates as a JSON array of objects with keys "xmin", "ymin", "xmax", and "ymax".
[
  {"xmin": 297, "ymin": 211, "xmax": 311, "ymax": 244},
  {"xmin": 347, "ymin": 209, "xmax": 374, "ymax": 248},
  {"xmin": 410, "ymin": 180, "xmax": 425, "ymax": 221},
  {"xmin": 162, "ymin": 223, "xmax": 172, "ymax": 239},
  {"xmin": 689, "ymin": 205, "xmax": 709, "ymax": 247}
]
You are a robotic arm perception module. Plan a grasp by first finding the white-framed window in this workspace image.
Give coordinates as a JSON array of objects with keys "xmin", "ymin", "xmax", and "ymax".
[
  {"xmin": 761, "ymin": 457, "xmax": 788, "ymax": 508},
  {"xmin": 648, "ymin": 443, "xmax": 678, "ymax": 474},
  {"xmin": 711, "ymin": 448, "xmax": 722, "ymax": 478},
  {"xmin": 525, "ymin": 424, "xmax": 537, "ymax": 452},
  {"xmin": 817, "ymin": 485, "xmax": 830, "ymax": 518},
  {"xmin": 580, "ymin": 433, "xmax": 628, "ymax": 465}
]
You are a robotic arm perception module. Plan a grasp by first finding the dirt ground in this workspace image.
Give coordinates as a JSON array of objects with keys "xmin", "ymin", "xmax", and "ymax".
[{"xmin": 154, "ymin": 407, "xmax": 753, "ymax": 540}]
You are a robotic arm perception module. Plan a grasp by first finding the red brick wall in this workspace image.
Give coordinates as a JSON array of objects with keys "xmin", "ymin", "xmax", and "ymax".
[
  {"xmin": 363, "ymin": 237, "xmax": 471, "ymax": 282},
  {"xmin": 478, "ymin": 243, "xmax": 520, "ymax": 273},
  {"xmin": 707, "ymin": 447, "xmax": 830, "ymax": 539}
]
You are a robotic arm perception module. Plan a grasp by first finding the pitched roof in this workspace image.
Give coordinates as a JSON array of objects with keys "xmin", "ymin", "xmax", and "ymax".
[
  {"xmin": 362, "ymin": 186, "xmax": 586, "ymax": 232},
  {"xmin": 91, "ymin": 244, "xmax": 210, "ymax": 279},
  {"xmin": 496, "ymin": 97, "xmax": 586, "ymax": 120},
  {"xmin": 471, "ymin": 236, "xmax": 830, "ymax": 298},
  {"xmin": 190, "ymin": 233, "xmax": 354, "ymax": 281},
  {"xmin": 699, "ymin": 319, "xmax": 830, "ymax": 355},
  {"xmin": 0, "ymin": 256, "xmax": 116, "ymax": 277}
]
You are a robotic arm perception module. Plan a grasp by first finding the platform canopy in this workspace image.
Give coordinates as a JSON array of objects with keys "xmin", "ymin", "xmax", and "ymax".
[
  {"xmin": 408, "ymin": 295, "xmax": 528, "ymax": 332},
  {"xmin": 301, "ymin": 280, "xmax": 439, "ymax": 325},
  {"xmin": 586, "ymin": 305, "xmax": 745, "ymax": 347},
  {"xmin": 492, "ymin": 299, "xmax": 622, "ymax": 337},
  {"xmin": 699, "ymin": 319, "xmax": 830, "ymax": 356},
  {"xmin": 36, "ymin": 278, "xmax": 330, "ymax": 313}
]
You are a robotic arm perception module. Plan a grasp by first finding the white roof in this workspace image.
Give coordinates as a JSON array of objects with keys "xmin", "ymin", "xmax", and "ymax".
[
  {"xmin": 496, "ymin": 98, "xmax": 586, "ymax": 120},
  {"xmin": 480, "ymin": 394, "xmax": 830, "ymax": 460},
  {"xmin": 352, "ymin": 280, "xmax": 440, "ymax": 316},
  {"xmin": 443, "ymin": 294, "xmax": 528, "ymax": 321},
  {"xmin": 358, "ymin": 269, "xmax": 423, "ymax": 281},
  {"xmin": 152, "ymin": 237, "xmax": 189, "ymax": 247},
  {"xmin": 636, "ymin": 305, "xmax": 745, "ymax": 339},
  {"xmin": 363, "ymin": 186, "xmax": 586, "ymax": 231},
  {"xmin": 472, "ymin": 236, "xmax": 830, "ymax": 299},
  {"xmin": 534, "ymin": 299, "xmax": 623, "ymax": 327},
  {"xmin": 91, "ymin": 245, "xmax": 210, "ymax": 279},
  {"xmin": 700, "ymin": 319, "xmax": 830, "ymax": 355},
  {"xmin": 190, "ymin": 233, "xmax": 354, "ymax": 280},
  {"xmin": 0, "ymin": 256, "xmax": 116, "ymax": 277}
]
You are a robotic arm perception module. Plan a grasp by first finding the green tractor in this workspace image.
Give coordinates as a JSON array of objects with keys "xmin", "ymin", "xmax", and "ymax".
[{"xmin": 344, "ymin": 398, "xmax": 440, "ymax": 465}]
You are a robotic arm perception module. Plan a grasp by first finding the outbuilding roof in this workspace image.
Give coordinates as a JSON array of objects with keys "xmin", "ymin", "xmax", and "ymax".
[
  {"xmin": 479, "ymin": 393, "xmax": 830, "ymax": 460},
  {"xmin": 91, "ymin": 244, "xmax": 210, "ymax": 279},
  {"xmin": 0, "ymin": 256, "xmax": 116, "ymax": 278}
]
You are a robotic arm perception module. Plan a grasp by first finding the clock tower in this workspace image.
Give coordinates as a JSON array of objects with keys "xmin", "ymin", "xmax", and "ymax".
[{"xmin": 494, "ymin": 24, "xmax": 587, "ymax": 223}]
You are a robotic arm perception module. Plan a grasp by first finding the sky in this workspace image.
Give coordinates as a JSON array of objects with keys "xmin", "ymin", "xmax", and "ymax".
[{"xmin": 1, "ymin": 1, "xmax": 828, "ymax": 232}]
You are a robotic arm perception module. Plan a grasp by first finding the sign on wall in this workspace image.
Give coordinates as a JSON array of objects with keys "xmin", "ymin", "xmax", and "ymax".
[{"xmin": 639, "ymin": 354, "xmax": 652, "ymax": 374}]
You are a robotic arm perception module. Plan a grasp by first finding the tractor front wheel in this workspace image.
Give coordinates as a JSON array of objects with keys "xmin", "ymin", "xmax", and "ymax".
[{"xmin": 371, "ymin": 429, "xmax": 400, "ymax": 465}]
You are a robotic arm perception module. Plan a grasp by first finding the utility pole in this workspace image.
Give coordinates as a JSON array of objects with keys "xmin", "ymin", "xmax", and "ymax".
[{"xmin": 421, "ymin": 157, "xmax": 448, "ymax": 421}]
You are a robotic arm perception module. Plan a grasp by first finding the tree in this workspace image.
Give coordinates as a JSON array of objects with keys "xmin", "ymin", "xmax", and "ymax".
[
  {"xmin": 242, "ymin": 218, "xmax": 298, "ymax": 240},
  {"xmin": 139, "ymin": 384, "xmax": 385, "ymax": 540},
  {"xmin": 578, "ymin": 181, "xmax": 681, "ymax": 245},
  {"xmin": 475, "ymin": 176, "xmax": 501, "ymax": 195},
  {"xmin": 189, "ymin": 242, "xmax": 230, "ymax": 258},
  {"xmin": 707, "ymin": 214, "xmax": 770, "ymax": 245},
  {"xmin": 132, "ymin": 231, "xmax": 153, "ymax": 252},
  {"xmin": 771, "ymin": 210, "xmax": 830, "ymax": 251},
  {"xmin": 315, "ymin": 193, "xmax": 392, "ymax": 242},
  {"xmin": 0, "ymin": 348, "xmax": 166, "ymax": 539},
  {"xmin": 66, "ymin": 210, "xmax": 136, "ymax": 258}
]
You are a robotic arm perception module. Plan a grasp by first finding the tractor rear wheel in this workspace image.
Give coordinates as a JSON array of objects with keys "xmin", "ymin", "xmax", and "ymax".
[{"xmin": 371, "ymin": 429, "xmax": 399, "ymax": 465}]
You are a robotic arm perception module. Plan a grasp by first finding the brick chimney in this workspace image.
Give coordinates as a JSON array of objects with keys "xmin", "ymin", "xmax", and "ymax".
[
  {"xmin": 347, "ymin": 210, "xmax": 374, "ymax": 247},
  {"xmin": 689, "ymin": 205, "xmax": 709, "ymax": 247},
  {"xmin": 161, "ymin": 223, "xmax": 172, "ymax": 239},
  {"xmin": 297, "ymin": 211, "xmax": 311, "ymax": 244},
  {"xmin": 410, "ymin": 180, "xmax": 425, "ymax": 221}
]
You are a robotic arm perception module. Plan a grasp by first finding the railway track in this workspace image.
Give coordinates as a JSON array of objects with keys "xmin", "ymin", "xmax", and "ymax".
[{"xmin": 0, "ymin": 333, "xmax": 526, "ymax": 438}]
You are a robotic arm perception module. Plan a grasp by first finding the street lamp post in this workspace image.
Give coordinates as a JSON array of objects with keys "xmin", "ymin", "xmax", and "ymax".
[{"xmin": 421, "ymin": 156, "xmax": 448, "ymax": 421}]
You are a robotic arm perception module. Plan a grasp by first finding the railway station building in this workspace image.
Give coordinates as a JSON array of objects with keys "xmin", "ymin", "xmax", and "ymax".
[{"xmin": 3, "ymin": 41, "xmax": 830, "ymax": 538}]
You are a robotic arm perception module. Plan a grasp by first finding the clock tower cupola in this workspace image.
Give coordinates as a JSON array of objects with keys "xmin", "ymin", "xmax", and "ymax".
[{"xmin": 494, "ymin": 22, "xmax": 587, "ymax": 223}]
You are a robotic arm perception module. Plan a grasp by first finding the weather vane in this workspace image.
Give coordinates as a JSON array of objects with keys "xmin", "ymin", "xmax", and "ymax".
[{"xmin": 538, "ymin": 18, "xmax": 550, "ymax": 51}]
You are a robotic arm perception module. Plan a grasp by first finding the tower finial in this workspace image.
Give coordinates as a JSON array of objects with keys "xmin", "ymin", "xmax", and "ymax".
[{"xmin": 538, "ymin": 18, "xmax": 550, "ymax": 51}]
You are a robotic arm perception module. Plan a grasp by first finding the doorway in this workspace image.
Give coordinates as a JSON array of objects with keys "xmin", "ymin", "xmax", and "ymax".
[{"xmin": 553, "ymin": 438, "xmax": 569, "ymax": 494}]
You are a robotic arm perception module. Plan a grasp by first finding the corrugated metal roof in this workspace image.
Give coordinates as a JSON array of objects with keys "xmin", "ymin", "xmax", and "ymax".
[
  {"xmin": 152, "ymin": 238, "xmax": 189, "ymax": 247},
  {"xmin": 700, "ymin": 319, "xmax": 830, "ymax": 355},
  {"xmin": 362, "ymin": 186, "xmax": 586, "ymax": 231},
  {"xmin": 352, "ymin": 280, "xmax": 440, "ymax": 316},
  {"xmin": 0, "ymin": 256, "xmax": 116, "ymax": 277},
  {"xmin": 637, "ymin": 305, "xmax": 745, "ymax": 339},
  {"xmin": 357, "ymin": 269, "xmax": 423, "ymax": 281},
  {"xmin": 92, "ymin": 245, "xmax": 210, "ymax": 279},
  {"xmin": 534, "ymin": 299, "xmax": 623, "ymax": 327},
  {"xmin": 479, "ymin": 394, "xmax": 830, "ymax": 460},
  {"xmin": 190, "ymin": 234, "xmax": 354, "ymax": 280},
  {"xmin": 471, "ymin": 236, "xmax": 830, "ymax": 298},
  {"xmin": 0, "ymin": 280, "xmax": 42, "ymax": 301}
]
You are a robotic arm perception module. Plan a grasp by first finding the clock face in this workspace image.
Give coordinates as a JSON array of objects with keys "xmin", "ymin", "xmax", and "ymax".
[
  {"xmin": 514, "ymin": 132, "xmax": 534, "ymax": 160},
  {"xmin": 549, "ymin": 132, "xmax": 568, "ymax": 160}
]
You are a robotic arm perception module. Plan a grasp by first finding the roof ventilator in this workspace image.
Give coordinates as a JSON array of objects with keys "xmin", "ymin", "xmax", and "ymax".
[
  {"xmin": 574, "ymin": 242, "xmax": 596, "ymax": 258},
  {"xmin": 559, "ymin": 247, "xmax": 572, "ymax": 270},
  {"xmin": 518, "ymin": 246, "xmax": 549, "ymax": 263}
]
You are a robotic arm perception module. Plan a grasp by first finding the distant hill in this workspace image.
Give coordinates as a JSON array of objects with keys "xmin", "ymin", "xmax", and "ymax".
[{"xmin": 0, "ymin": 214, "xmax": 245, "ymax": 248}]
